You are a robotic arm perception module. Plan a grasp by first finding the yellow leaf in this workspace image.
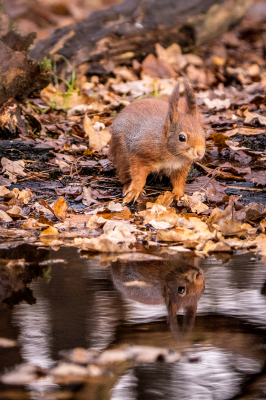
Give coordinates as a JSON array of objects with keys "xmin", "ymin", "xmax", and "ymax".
[
  {"xmin": 40, "ymin": 226, "xmax": 59, "ymax": 236},
  {"xmin": 53, "ymin": 197, "xmax": 68, "ymax": 221}
]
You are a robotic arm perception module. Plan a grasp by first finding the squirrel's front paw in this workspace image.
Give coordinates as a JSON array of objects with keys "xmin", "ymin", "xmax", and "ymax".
[
  {"xmin": 123, "ymin": 182, "xmax": 131, "ymax": 196},
  {"xmin": 172, "ymin": 190, "xmax": 184, "ymax": 201},
  {"xmin": 123, "ymin": 183, "xmax": 142, "ymax": 204}
]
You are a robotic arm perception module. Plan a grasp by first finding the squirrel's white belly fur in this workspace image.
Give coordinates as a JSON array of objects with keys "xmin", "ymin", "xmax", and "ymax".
[{"xmin": 155, "ymin": 159, "xmax": 184, "ymax": 175}]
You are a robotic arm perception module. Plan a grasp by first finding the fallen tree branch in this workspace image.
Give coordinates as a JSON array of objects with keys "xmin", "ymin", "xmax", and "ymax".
[{"xmin": 29, "ymin": 0, "xmax": 253, "ymax": 74}]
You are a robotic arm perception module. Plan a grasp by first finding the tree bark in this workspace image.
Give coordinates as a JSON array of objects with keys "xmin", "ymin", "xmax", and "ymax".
[{"xmin": 30, "ymin": 0, "xmax": 253, "ymax": 74}]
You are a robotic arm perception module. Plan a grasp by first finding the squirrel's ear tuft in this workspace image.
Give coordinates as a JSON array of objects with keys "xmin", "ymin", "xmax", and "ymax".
[
  {"xmin": 168, "ymin": 82, "xmax": 180, "ymax": 124},
  {"xmin": 184, "ymin": 80, "xmax": 198, "ymax": 115}
]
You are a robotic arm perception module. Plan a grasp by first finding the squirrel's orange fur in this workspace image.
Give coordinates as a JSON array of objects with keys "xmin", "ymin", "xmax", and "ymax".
[{"xmin": 109, "ymin": 80, "xmax": 205, "ymax": 202}]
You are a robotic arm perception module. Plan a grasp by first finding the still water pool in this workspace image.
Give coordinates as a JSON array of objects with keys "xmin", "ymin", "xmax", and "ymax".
[{"xmin": 1, "ymin": 245, "xmax": 266, "ymax": 400}]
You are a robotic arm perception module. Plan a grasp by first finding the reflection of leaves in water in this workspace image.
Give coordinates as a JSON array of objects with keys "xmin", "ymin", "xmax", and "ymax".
[
  {"xmin": 40, "ymin": 266, "xmax": 51, "ymax": 283},
  {"xmin": 3, "ymin": 288, "xmax": 36, "ymax": 309}
]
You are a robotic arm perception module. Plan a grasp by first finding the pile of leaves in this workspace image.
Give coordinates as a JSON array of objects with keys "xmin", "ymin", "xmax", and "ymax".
[{"xmin": 1, "ymin": 182, "xmax": 266, "ymax": 265}]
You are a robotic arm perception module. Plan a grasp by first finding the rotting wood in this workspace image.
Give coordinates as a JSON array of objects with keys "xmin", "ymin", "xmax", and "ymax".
[{"xmin": 0, "ymin": 30, "xmax": 51, "ymax": 109}]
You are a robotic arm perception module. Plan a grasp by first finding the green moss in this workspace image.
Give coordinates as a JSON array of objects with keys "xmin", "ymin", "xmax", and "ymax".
[{"xmin": 40, "ymin": 57, "xmax": 52, "ymax": 73}]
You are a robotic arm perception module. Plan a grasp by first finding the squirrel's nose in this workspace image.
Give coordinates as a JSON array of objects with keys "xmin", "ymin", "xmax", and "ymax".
[{"xmin": 196, "ymin": 149, "xmax": 205, "ymax": 159}]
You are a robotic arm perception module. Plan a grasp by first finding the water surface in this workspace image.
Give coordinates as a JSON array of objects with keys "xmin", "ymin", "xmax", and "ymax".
[{"xmin": 1, "ymin": 245, "xmax": 266, "ymax": 399}]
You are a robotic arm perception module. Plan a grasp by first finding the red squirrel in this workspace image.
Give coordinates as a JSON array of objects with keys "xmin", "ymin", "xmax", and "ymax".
[
  {"xmin": 109, "ymin": 80, "xmax": 205, "ymax": 203},
  {"xmin": 111, "ymin": 255, "xmax": 205, "ymax": 337}
]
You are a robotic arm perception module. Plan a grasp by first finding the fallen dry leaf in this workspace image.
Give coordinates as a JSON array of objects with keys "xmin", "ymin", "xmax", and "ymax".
[
  {"xmin": 74, "ymin": 221, "xmax": 138, "ymax": 252},
  {"xmin": 13, "ymin": 188, "xmax": 32, "ymax": 204},
  {"xmin": 154, "ymin": 191, "xmax": 174, "ymax": 207},
  {"xmin": 0, "ymin": 186, "xmax": 10, "ymax": 196},
  {"xmin": 0, "ymin": 210, "xmax": 12, "ymax": 222},
  {"xmin": 40, "ymin": 226, "xmax": 59, "ymax": 236},
  {"xmin": 56, "ymin": 185, "xmax": 82, "ymax": 196},
  {"xmin": 149, "ymin": 219, "xmax": 172, "ymax": 229},
  {"xmin": 82, "ymin": 186, "xmax": 99, "ymax": 206},
  {"xmin": 188, "ymin": 191, "xmax": 209, "ymax": 213},
  {"xmin": 167, "ymin": 245, "xmax": 191, "ymax": 252},
  {"xmin": 251, "ymin": 172, "xmax": 266, "ymax": 187},
  {"xmin": 244, "ymin": 111, "xmax": 266, "ymax": 126},
  {"xmin": 142, "ymin": 53, "xmax": 176, "ymax": 79},
  {"xmin": 157, "ymin": 227, "xmax": 198, "ymax": 242},
  {"xmin": 53, "ymin": 196, "xmax": 68, "ymax": 221},
  {"xmin": 156, "ymin": 43, "xmax": 183, "ymax": 67},
  {"xmin": 21, "ymin": 218, "xmax": 48, "ymax": 229},
  {"xmin": 260, "ymin": 220, "xmax": 266, "ymax": 233},
  {"xmin": 244, "ymin": 203, "xmax": 266, "ymax": 222},
  {"xmin": 56, "ymin": 159, "xmax": 71, "ymax": 172},
  {"xmin": 202, "ymin": 240, "xmax": 233, "ymax": 254},
  {"xmin": 223, "ymin": 238, "xmax": 256, "ymax": 250},
  {"xmin": 34, "ymin": 201, "xmax": 54, "ymax": 216},
  {"xmin": 112, "ymin": 79, "xmax": 154, "ymax": 97},
  {"xmin": 74, "ymin": 233, "xmax": 135, "ymax": 253},
  {"xmin": 217, "ymin": 219, "xmax": 247, "ymax": 237},
  {"xmin": 1, "ymin": 158, "xmax": 26, "ymax": 176},
  {"xmin": 1, "ymin": 158, "xmax": 26, "ymax": 182},
  {"xmin": 209, "ymin": 207, "xmax": 223, "ymax": 224},
  {"xmin": 6, "ymin": 206, "xmax": 22, "ymax": 216},
  {"xmin": 84, "ymin": 115, "xmax": 111, "ymax": 152},
  {"xmin": 139, "ymin": 206, "xmax": 179, "ymax": 228},
  {"xmin": 107, "ymin": 201, "xmax": 124, "ymax": 212},
  {"xmin": 204, "ymin": 98, "xmax": 231, "ymax": 110},
  {"xmin": 103, "ymin": 220, "xmax": 141, "ymax": 234}
]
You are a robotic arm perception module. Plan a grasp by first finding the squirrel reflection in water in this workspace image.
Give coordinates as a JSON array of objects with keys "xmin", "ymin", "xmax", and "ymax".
[{"xmin": 111, "ymin": 253, "xmax": 205, "ymax": 338}]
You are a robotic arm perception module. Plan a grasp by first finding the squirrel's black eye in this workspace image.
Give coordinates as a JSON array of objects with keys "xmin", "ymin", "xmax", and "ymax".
[
  {"xmin": 178, "ymin": 286, "xmax": 185, "ymax": 294},
  {"xmin": 179, "ymin": 134, "xmax": 186, "ymax": 142}
]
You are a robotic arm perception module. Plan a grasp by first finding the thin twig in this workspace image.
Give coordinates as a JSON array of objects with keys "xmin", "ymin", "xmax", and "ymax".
[
  {"xmin": 228, "ymin": 186, "xmax": 266, "ymax": 191},
  {"xmin": 198, "ymin": 166, "xmax": 221, "ymax": 192}
]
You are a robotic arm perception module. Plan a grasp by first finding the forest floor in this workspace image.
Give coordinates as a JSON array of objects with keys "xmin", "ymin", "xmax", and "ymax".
[{"xmin": 1, "ymin": 3, "xmax": 266, "ymax": 262}]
